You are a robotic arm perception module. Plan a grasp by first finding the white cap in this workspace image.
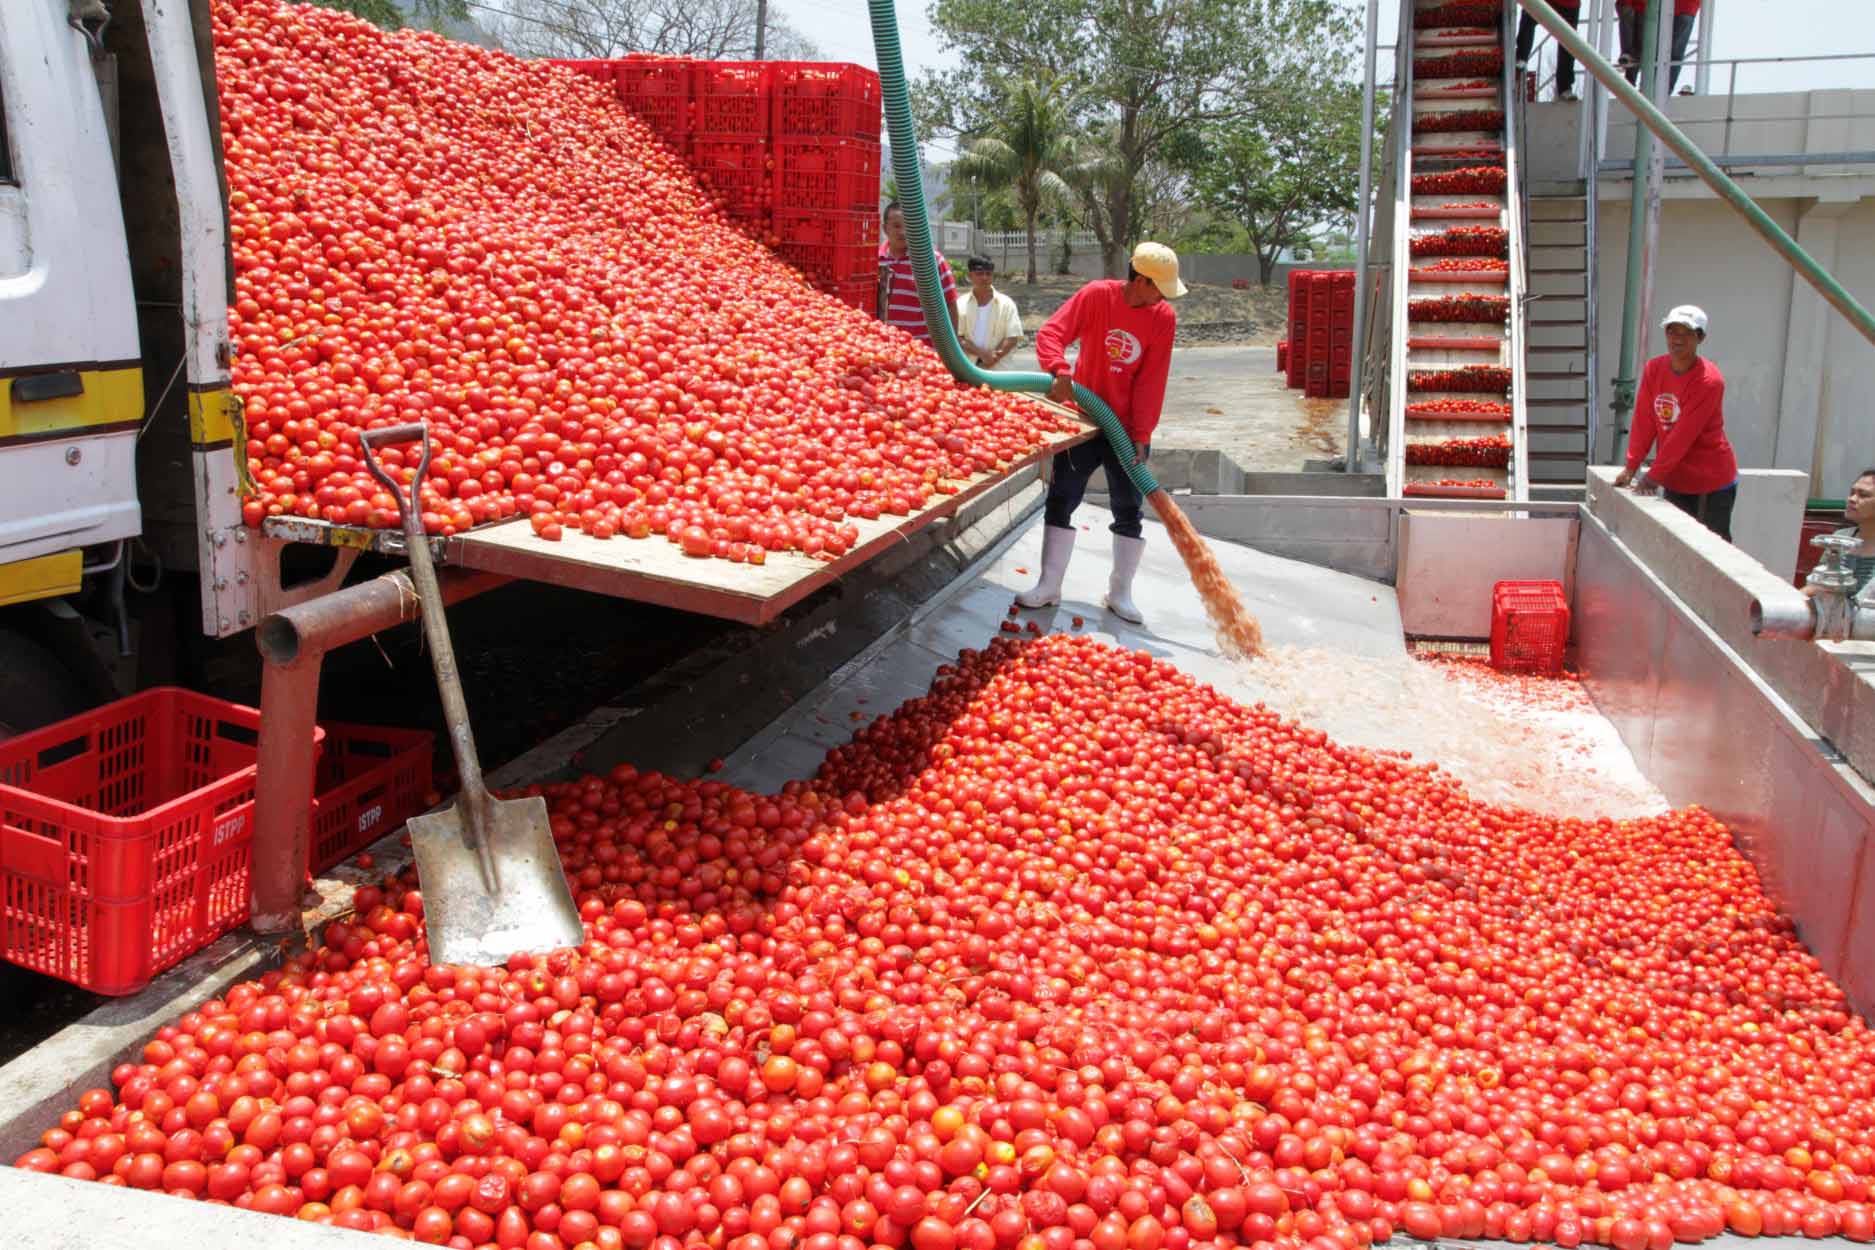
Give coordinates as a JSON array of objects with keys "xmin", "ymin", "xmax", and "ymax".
[{"xmin": 1661, "ymin": 304, "xmax": 1708, "ymax": 334}]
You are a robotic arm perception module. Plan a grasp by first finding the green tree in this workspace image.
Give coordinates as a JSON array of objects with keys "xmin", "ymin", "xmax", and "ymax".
[
  {"xmin": 950, "ymin": 76, "xmax": 1078, "ymax": 282},
  {"xmin": 920, "ymin": 0, "xmax": 1359, "ymax": 277},
  {"xmin": 1192, "ymin": 78, "xmax": 1368, "ymax": 284},
  {"xmin": 309, "ymin": 0, "xmax": 468, "ymax": 28}
]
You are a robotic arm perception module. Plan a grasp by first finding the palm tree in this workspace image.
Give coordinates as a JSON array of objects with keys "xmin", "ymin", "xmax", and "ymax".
[{"xmin": 950, "ymin": 76, "xmax": 1078, "ymax": 283}]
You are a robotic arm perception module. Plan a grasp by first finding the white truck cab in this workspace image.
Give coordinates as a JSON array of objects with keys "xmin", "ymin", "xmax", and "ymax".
[{"xmin": 0, "ymin": 0, "xmax": 276, "ymax": 734}]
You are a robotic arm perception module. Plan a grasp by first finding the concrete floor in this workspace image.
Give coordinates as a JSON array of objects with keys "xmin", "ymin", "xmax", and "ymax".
[
  {"xmin": 999, "ymin": 344, "xmax": 1348, "ymax": 473},
  {"xmin": 721, "ymin": 505, "xmax": 1403, "ymax": 792}
]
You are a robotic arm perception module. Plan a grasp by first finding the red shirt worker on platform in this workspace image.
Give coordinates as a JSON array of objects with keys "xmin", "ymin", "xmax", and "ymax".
[
  {"xmin": 1013, "ymin": 242, "xmax": 1184, "ymax": 624},
  {"xmin": 1615, "ymin": 303, "xmax": 1738, "ymax": 541}
]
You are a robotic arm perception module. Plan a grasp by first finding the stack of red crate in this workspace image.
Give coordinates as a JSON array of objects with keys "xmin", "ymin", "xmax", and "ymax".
[
  {"xmin": 688, "ymin": 63, "xmax": 776, "ymax": 236},
  {"xmin": 551, "ymin": 56, "xmax": 883, "ymax": 309},
  {"xmin": 1284, "ymin": 271, "xmax": 1310, "ymax": 389},
  {"xmin": 610, "ymin": 56, "xmax": 695, "ymax": 153},
  {"xmin": 1330, "ymin": 272, "xmax": 1356, "ymax": 397},
  {"xmin": 770, "ymin": 63, "xmax": 883, "ymax": 309},
  {"xmin": 1280, "ymin": 268, "xmax": 1357, "ymax": 399}
]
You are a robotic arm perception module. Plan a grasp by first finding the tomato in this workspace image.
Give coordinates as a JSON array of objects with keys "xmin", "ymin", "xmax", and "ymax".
[{"xmin": 215, "ymin": 0, "xmax": 1070, "ymax": 556}]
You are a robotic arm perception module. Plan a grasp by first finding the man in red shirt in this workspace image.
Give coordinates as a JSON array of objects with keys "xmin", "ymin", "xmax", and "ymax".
[
  {"xmin": 877, "ymin": 201, "xmax": 962, "ymax": 345},
  {"xmin": 1615, "ymin": 304, "xmax": 1738, "ymax": 540},
  {"xmin": 1014, "ymin": 242, "xmax": 1185, "ymax": 623}
]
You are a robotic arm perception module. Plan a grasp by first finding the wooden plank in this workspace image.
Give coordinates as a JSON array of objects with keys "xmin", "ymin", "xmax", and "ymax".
[{"xmin": 447, "ymin": 407, "xmax": 1095, "ymax": 626}]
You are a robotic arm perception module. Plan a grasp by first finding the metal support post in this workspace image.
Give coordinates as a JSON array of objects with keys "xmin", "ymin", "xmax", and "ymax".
[
  {"xmin": 249, "ymin": 568, "xmax": 507, "ymax": 932},
  {"xmin": 1345, "ymin": 0, "xmax": 1380, "ymax": 474},
  {"xmin": 1608, "ymin": 0, "xmax": 1661, "ymax": 465},
  {"xmin": 1694, "ymin": 0, "xmax": 1713, "ymax": 96}
]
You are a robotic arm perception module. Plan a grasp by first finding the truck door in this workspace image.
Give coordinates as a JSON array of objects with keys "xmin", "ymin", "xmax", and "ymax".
[{"xmin": 0, "ymin": 0, "xmax": 144, "ymax": 602}]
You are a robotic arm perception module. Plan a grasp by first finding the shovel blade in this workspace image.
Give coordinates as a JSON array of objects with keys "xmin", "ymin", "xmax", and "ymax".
[{"xmin": 409, "ymin": 794, "xmax": 585, "ymax": 967}]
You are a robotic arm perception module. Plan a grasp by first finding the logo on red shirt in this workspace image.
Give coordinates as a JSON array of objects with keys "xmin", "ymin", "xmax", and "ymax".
[
  {"xmin": 1104, "ymin": 329, "xmax": 1142, "ymax": 369},
  {"xmin": 1654, "ymin": 391, "xmax": 1681, "ymax": 431}
]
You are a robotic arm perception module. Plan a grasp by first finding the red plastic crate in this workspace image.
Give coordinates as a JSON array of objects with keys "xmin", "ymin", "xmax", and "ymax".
[
  {"xmin": 689, "ymin": 137, "xmax": 774, "ymax": 216},
  {"xmin": 825, "ymin": 277, "xmax": 876, "ymax": 312},
  {"xmin": 694, "ymin": 63, "xmax": 770, "ymax": 138},
  {"xmin": 1286, "ymin": 270, "xmax": 1311, "ymax": 388},
  {"xmin": 0, "ymin": 689, "xmax": 323, "ymax": 995},
  {"xmin": 771, "ymin": 63, "xmax": 883, "ymax": 140},
  {"xmin": 778, "ymin": 240, "xmax": 876, "ymax": 285},
  {"xmin": 309, "ymin": 723, "xmax": 433, "ymax": 874},
  {"xmin": 1490, "ymin": 580, "xmax": 1570, "ymax": 675},
  {"xmin": 549, "ymin": 59, "xmax": 615, "ymax": 84},
  {"xmin": 618, "ymin": 94, "xmax": 690, "ymax": 150},
  {"xmin": 773, "ymin": 210, "xmax": 873, "ymax": 249},
  {"xmin": 1277, "ymin": 340, "xmax": 1289, "ymax": 372},
  {"xmin": 614, "ymin": 56, "xmax": 693, "ymax": 100},
  {"xmin": 774, "ymin": 139, "xmax": 880, "ymax": 213}
]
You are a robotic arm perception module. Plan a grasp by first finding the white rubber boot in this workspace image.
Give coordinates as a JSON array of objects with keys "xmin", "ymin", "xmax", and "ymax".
[
  {"xmin": 1105, "ymin": 534, "xmax": 1147, "ymax": 624},
  {"xmin": 1015, "ymin": 525, "xmax": 1075, "ymax": 608}
]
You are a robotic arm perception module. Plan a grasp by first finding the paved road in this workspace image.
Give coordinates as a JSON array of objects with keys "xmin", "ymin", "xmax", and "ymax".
[{"xmin": 998, "ymin": 343, "xmax": 1343, "ymax": 471}]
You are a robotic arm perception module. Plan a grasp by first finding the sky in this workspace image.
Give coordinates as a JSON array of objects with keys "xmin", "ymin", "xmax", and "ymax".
[{"xmin": 775, "ymin": 0, "xmax": 1875, "ymax": 98}]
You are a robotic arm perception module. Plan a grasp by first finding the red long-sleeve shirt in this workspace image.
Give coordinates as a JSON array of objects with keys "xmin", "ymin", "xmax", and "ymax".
[
  {"xmin": 1625, "ymin": 353, "xmax": 1737, "ymax": 495},
  {"xmin": 1033, "ymin": 280, "xmax": 1176, "ymax": 442}
]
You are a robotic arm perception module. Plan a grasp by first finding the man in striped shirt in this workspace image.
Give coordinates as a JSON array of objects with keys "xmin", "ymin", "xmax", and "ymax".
[{"xmin": 877, "ymin": 201, "xmax": 963, "ymax": 345}]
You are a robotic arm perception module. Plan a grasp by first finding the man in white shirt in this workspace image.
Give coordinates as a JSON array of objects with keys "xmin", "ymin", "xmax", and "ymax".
[{"xmin": 956, "ymin": 256, "xmax": 1023, "ymax": 369}]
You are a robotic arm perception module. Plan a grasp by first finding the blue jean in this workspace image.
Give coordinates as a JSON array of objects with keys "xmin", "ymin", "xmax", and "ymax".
[
  {"xmin": 1619, "ymin": 11, "xmax": 1696, "ymax": 91},
  {"xmin": 1044, "ymin": 439, "xmax": 1151, "ymax": 539}
]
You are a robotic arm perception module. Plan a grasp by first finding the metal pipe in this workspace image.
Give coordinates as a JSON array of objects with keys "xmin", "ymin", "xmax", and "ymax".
[
  {"xmin": 1601, "ymin": 150, "xmax": 1875, "ymax": 172},
  {"xmin": 1345, "ymin": 0, "xmax": 1380, "ymax": 474},
  {"xmin": 1750, "ymin": 593, "xmax": 1820, "ymax": 641},
  {"xmin": 1520, "ymin": 0, "xmax": 1875, "ymax": 351},
  {"xmin": 1608, "ymin": 0, "xmax": 1661, "ymax": 466},
  {"xmin": 1636, "ymin": 0, "xmax": 1671, "ymax": 416},
  {"xmin": 249, "ymin": 568, "xmax": 507, "ymax": 931}
]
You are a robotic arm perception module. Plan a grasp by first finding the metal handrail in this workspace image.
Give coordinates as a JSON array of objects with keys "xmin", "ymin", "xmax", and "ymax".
[
  {"xmin": 1504, "ymin": 0, "xmax": 1532, "ymax": 500},
  {"xmin": 1382, "ymin": 0, "xmax": 1416, "ymax": 496}
]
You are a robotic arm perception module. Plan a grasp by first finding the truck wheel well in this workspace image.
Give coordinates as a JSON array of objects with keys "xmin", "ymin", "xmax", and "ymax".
[{"xmin": 0, "ymin": 625, "xmax": 96, "ymax": 740}]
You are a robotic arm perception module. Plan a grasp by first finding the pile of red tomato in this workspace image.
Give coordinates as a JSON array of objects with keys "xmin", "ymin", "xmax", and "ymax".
[
  {"xmin": 16, "ymin": 634, "xmax": 1875, "ymax": 1249},
  {"xmin": 1407, "ymin": 295, "xmax": 1511, "ymax": 324},
  {"xmin": 1405, "ymin": 436, "xmax": 1513, "ymax": 468},
  {"xmin": 1414, "ymin": 111, "xmax": 1507, "ymax": 135},
  {"xmin": 1410, "ymin": 166, "xmax": 1508, "ymax": 197},
  {"xmin": 1408, "ymin": 365, "xmax": 1514, "ymax": 393},
  {"xmin": 1415, "ymin": 2, "xmax": 1504, "ymax": 28},
  {"xmin": 216, "ymin": 0, "xmax": 1069, "ymax": 559},
  {"xmin": 1410, "ymin": 228, "xmax": 1509, "ymax": 259},
  {"xmin": 1413, "ymin": 51, "xmax": 1506, "ymax": 80}
]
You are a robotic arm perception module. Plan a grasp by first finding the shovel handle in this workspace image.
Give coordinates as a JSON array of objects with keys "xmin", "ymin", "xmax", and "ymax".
[{"xmin": 356, "ymin": 423, "xmax": 500, "ymax": 891}]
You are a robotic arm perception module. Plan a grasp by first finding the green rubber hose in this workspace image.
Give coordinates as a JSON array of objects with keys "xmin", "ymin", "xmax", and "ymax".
[{"xmin": 864, "ymin": 0, "xmax": 1159, "ymax": 498}]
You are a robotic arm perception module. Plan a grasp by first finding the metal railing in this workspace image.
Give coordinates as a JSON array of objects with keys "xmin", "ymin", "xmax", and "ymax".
[
  {"xmin": 1503, "ymin": 0, "xmax": 1532, "ymax": 500},
  {"xmin": 1380, "ymin": 0, "xmax": 1417, "ymax": 493},
  {"xmin": 1598, "ymin": 53, "xmax": 1875, "ymax": 173}
]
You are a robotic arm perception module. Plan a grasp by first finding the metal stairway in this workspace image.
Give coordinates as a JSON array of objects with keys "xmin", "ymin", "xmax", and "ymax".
[
  {"xmin": 1383, "ymin": 0, "xmax": 1531, "ymax": 501},
  {"xmin": 1525, "ymin": 192, "xmax": 1593, "ymax": 492}
]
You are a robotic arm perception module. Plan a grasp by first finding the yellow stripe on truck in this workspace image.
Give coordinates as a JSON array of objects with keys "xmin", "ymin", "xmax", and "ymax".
[
  {"xmin": 187, "ymin": 385, "xmax": 243, "ymax": 448},
  {"xmin": 188, "ymin": 386, "xmax": 256, "ymax": 495},
  {"xmin": 0, "ymin": 549, "xmax": 83, "ymax": 608},
  {"xmin": 0, "ymin": 365, "xmax": 144, "ymax": 443}
]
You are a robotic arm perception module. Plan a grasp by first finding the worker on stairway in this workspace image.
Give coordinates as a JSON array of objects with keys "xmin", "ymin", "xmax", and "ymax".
[
  {"xmin": 1616, "ymin": 0, "xmax": 1700, "ymax": 93},
  {"xmin": 1615, "ymin": 304, "xmax": 1738, "ymax": 542},
  {"xmin": 1517, "ymin": 2, "xmax": 1581, "ymax": 101},
  {"xmin": 1015, "ymin": 243, "xmax": 1185, "ymax": 624}
]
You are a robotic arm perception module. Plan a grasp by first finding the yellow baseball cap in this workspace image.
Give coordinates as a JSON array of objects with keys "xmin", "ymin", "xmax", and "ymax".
[{"xmin": 1131, "ymin": 242, "xmax": 1189, "ymax": 299}]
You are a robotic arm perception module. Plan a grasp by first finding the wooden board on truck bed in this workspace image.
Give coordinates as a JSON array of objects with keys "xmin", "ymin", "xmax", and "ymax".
[{"xmin": 446, "ymin": 412, "xmax": 1092, "ymax": 625}]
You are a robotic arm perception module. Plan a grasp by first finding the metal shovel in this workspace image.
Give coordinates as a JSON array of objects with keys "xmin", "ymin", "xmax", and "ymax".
[{"xmin": 360, "ymin": 423, "xmax": 584, "ymax": 967}]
